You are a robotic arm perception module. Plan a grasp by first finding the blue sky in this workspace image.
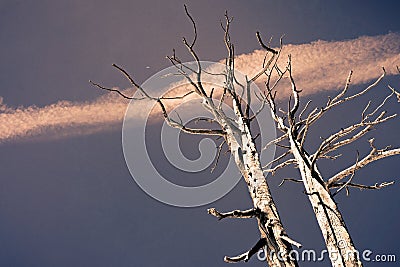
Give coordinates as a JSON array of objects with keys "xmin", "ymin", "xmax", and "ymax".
[{"xmin": 0, "ymin": 1, "xmax": 399, "ymax": 266}]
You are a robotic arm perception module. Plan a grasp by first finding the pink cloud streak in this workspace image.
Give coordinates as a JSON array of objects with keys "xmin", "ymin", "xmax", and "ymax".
[{"xmin": 1, "ymin": 33, "xmax": 399, "ymax": 143}]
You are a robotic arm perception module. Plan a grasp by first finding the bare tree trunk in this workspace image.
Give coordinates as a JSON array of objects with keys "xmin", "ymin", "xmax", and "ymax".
[
  {"xmin": 289, "ymin": 133, "xmax": 362, "ymax": 267},
  {"xmin": 220, "ymin": 104, "xmax": 299, "ymax": 266},
  {"xmin": 91, "ymin": 5, "xmax": 400, "ymax": 266},
  {"xmin": 204, "ymin": 14, "xmax": 300, "ymax": 266},
  {"xmin": 94, "ymin": 9, "xmax": 301, "ymax": 265},
  {"xmin": 260, "ymin": 48, "xmax": 399, "ymax": 266},
  {"xmin": 207, "ymin": 88, "xmax": 300, "ymax": 265}
]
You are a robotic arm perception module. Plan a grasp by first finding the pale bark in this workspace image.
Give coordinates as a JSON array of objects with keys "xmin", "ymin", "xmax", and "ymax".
[
  {"xmin": 289, "ymin": 131, "xmax": 361, "ymax": 266},
  {"xmin": 91, "ymin": 6, "xmax": 400, "ymax": 266},
  {"xmin": 221, "ymin": 98, "xmax": 298, "ymax": 266},
  {"xmin": 204, "ymin": 20, "xmax": 299, "ymax": 264},
  {"xmin": 262, "ymin": 54, "xmax": 399, "ymax": 266},
  {"xmin": 92, "ymin": 9, "xmax": 300, "ymax": 266}
]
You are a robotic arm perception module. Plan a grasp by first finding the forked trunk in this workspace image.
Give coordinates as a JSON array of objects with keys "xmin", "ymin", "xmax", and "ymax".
[
  {"xmin": 222, "ymin": 110, "xmax": 298, "ymax": 266},
  {"xmin": 227, "ymin": 140, "xmax": 298, "ymax": 266},
  {"xmin": 289, "ymin": 132, "xmax": 362, "ymax": 267}
]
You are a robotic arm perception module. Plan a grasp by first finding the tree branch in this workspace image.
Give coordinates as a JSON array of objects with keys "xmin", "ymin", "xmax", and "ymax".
[
  {"xmin": 211, "ymin": 140, "xmax": 226, "ymax": 173},
  {"xmin": 262, "ymin": 133, "xmax": 289, "ymax": 151},
  {"xmin": 224, "ymin": 238, "xmax": 267, "ymax": 263},
  {"xmin": 327, "ymin": 142, "xmax": 400, "ymax": 187},
  {"xmin": 89, "ymin": 80, "xmax": 145, "ymax": 100},
  {"xmin": 156, "ymin": 98, "xmax": 226, "ymax": 136},
  {"xmin": 181, "ymin": 6, "xmax": 207, "ymax": 97},
  {"xmin": 331, "ymin": 151, "xmax": 359, "ymax": 197},
  {"xmin": 278, "ymin": 178, "xmax": 303, "ymax": 187},
  {"xmin": 288, "ymin": 55, "xmax": 301, "ymax": 122},
  {"xmin": 183, "ymin": 4, "xmax": 197, "ymax": 49},
  {"xmin": 262, "ymin": 149, "xmax": 291, "ymax": 169},
  {"xmin": 312, "ymin": 111, "xmax": 396, "ymax": 164},
  {"xmin": 207, "ymin": 207, "xmax": 259, "ymax": 220},
  {"xmin": 280, "ymin": 234, "xmax": 302, "ymax": 248},
  {"xmin": 388, "ymin": 85, "xmax": 400, "ymax": 102},
  {"xmin": 329, "ymin": 181, "xmax": 395, "ymax": 192},
  {"xmin": 256, "ymin": 32, "xmax": 278, "ymax": 55},
  {"xmin": 265, "ymin": 159, "xmax": 296, "ymax": 175},
  {"xmin": 307, "ymin": 68, "xmax": 386, "ymax": 126}
]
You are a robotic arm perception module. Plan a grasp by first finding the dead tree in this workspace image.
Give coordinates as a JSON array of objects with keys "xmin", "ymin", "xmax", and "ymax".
[
  {"xmin": 91, "ymin": 7, "xmax": 299, "ymax": 267},
  {"xmin": 261, "ymin": 47, "xmax": 400, "ymax": 265},
  {"xmin": 90, "ymin": 6, "xmax": 399, "ymax": 267}
]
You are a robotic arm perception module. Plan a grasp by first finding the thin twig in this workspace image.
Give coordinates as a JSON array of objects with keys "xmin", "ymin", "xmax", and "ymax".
[
  {"xmin": 332, "ymin": 151, "xmax": 359, "ymax": 197},
  {"xmin": 278, "ymin": 178, "xmax": 303, "ymax": 187}
]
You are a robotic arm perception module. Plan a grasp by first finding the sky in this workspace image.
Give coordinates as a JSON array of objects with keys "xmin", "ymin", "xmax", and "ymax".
[{"xmin": 0, "ymin": 1, "xmax": 399, "ymax": 266}]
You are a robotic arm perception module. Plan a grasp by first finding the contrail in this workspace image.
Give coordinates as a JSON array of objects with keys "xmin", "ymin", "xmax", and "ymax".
[
  {"xmin": 234, "ymin": 32, "xmax": 400, "ymax": 96},
  {"xmin": 1, "ymin": 33, "xmax": 399, "ymax": 143}
]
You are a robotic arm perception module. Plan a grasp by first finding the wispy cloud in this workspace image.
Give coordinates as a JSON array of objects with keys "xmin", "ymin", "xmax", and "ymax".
[
  {"xmin": 0, "ymin": 94, "xmax": 130, "ymax": 143},
  {"xmin": 1, "ymin": 33, "xmax": 399, "ymax": 143},
  {"xmin": 234, "ymin": 32, "xmax": 400, "ymax": 96}
]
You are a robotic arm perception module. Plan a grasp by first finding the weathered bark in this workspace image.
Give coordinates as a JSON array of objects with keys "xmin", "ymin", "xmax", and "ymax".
[
  {"xmin": 204, "ymin": 16, "xmax": 299, "ymax": 266},
  {"xmin": 260, "ymin": 53, "xmax": 399, "ymax": 266},
  {"xmin": 92, "ymin": 6, "xmax": 400, "ymax": 266},
  {"xmin": 220, "ymin": 99, "xmax": 298, "ymax": 266},
  {"xmin": 288, "ymin": 131, "xmax": 362, "ymax": 267},
  {"xmin": 204, "ymin": 85, "xmax": 299, "ymax": 265}
]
